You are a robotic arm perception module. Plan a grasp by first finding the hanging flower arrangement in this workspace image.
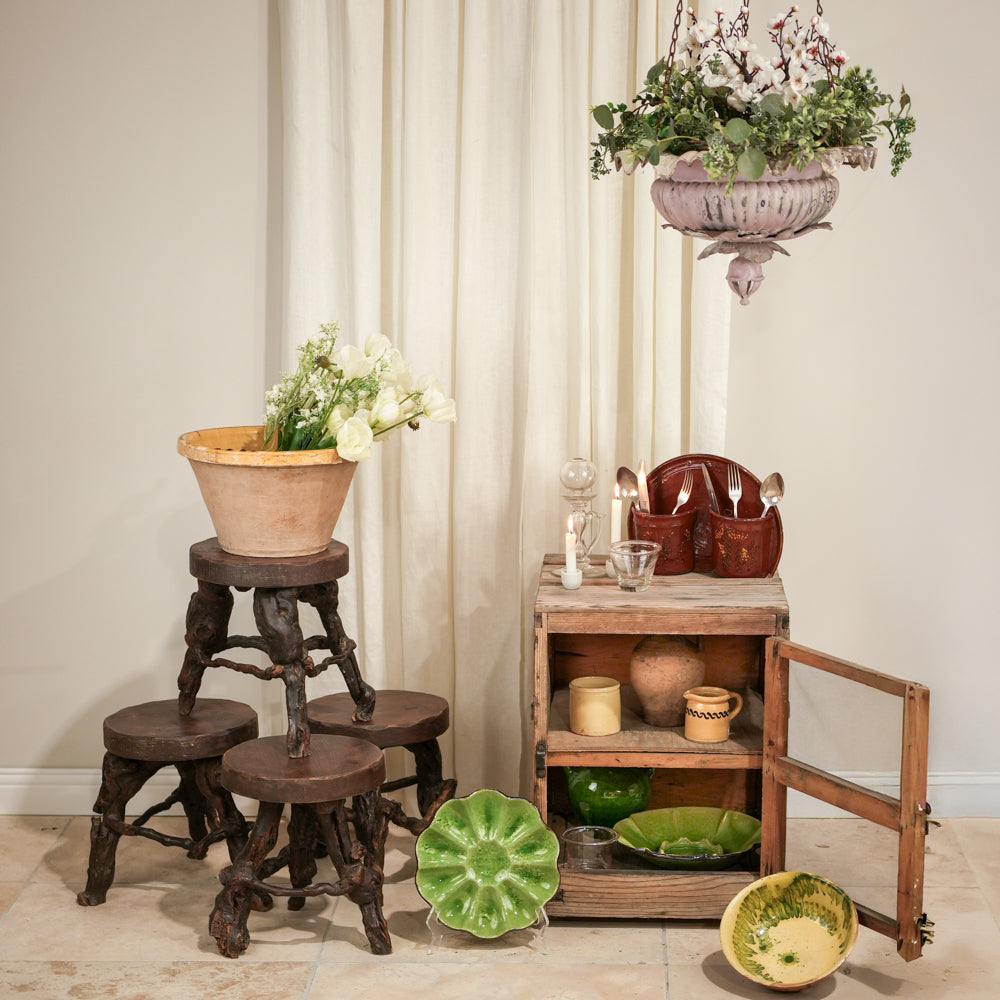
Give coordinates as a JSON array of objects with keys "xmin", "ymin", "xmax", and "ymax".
[{"xmin": 590, "ymin": 3, "xmax": 915, "ymax": 303}]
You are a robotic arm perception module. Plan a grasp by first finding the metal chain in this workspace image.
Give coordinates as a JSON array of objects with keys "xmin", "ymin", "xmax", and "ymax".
[{"xmin": 663, "ymin": 0, "xmax": 685, "ymax": 78}]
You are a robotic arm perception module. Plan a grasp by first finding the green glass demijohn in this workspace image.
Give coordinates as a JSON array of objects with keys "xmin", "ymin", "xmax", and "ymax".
[{"xmin": 564, "ymin": 766, "xmax": 654, "ymax": 827}]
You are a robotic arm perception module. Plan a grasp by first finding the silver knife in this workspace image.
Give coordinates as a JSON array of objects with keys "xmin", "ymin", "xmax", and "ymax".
[{"xmin": 700, "ymin": 463, "xmax": 720, "ymax": 512}]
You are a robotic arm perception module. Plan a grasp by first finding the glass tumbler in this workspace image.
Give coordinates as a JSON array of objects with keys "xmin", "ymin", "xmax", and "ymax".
[{"xmin": 609, "ymin": 540, "xmax": 661, "ymax": 592}]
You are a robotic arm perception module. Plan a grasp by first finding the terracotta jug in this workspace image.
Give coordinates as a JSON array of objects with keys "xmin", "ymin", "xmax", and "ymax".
[{"xmin": 629, "ymin": 635, "xmax": 706, "ymax": 727}]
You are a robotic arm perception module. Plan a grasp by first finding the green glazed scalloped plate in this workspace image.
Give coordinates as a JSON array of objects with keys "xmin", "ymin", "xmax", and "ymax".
[
  {"xmin": 415, "ymin": 789, "xmax": 560, "ymax": 938},
  {"xmin": 613, "ymin": 806, "xmax": 761, "ymax": 870},
  {"xmin": 720, "ymin": 870, "xmax": 859, "ymax": 990}
]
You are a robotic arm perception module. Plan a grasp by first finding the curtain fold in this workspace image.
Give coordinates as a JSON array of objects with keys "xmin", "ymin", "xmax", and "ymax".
[{"xmin": 278, "ymin": 0, "xmax": 732, "ymax": 795}]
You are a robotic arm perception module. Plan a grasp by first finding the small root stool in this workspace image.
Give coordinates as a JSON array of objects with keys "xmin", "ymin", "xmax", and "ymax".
[
  {"xmin": 306, "ymin": 690, "xmax": 457, "ymax": 830},
  {"xmin": 209, "ymin": 735, "xmax": 393, "ymax": 958},
  {"xmin": 77, "ymin": 699, "xmax": 258, "ymax": 907}
]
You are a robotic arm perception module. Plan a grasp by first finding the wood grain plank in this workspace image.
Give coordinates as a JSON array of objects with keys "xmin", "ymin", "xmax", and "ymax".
[
  {"xmin": 761, "ymin": 640, "xmax": 789, "ymax": 875},
  {"xmin": 771, "ymin": 638, "xmax": 910, "ymax": 696},
  {"xmin": 550, "ymin": 868, "xmax": 758, "ymax": 918},
  {"xmin": 772, "ymin": 757, "xmax": 901, "ymax": 829},
  {"xmin": 897, "ymin": 682, "xmax": 931, "ymax": 961}
]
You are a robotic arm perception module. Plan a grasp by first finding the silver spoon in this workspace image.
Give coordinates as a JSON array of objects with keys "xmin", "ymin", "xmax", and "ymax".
[
  {"xmin": 759, "ymin": 472, "xmax": 784, "ymax": 518},
  {"xmin": 617, "ymin": 466, "xmax": 639, "ymax": 505}
]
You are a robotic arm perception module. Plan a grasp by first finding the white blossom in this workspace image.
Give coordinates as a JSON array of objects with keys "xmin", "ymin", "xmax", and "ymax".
[
  {"xmin": 422, "ymin": 386, "xmax": 457, "ymax": 423},
  {"xmin": 335, "ymin": 416, "xmax": 374, "ymax": 461},
  {"xmin": 333, "ymin": 344, "xmax": 376, "ymax": 379}
]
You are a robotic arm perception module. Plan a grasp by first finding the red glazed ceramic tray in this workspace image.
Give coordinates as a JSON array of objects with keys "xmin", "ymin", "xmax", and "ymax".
[{"xmin": 645, "ymin": 454, "xmax": 782, "ymax": 575}]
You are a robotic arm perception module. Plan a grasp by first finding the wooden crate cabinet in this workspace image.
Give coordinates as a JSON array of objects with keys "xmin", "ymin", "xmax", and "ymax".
[{"xmin": 530, "ymin": 555, "xmax": 932, "ymax": 959}]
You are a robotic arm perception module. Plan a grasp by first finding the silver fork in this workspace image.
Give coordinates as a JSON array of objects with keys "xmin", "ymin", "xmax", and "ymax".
[
  {"xmin": 671, "ymin": 470, "xmax": 694, "ymax": 514},
  {"xmin": 728, "ymin": 463, "xmax": 742, "ymax": 517}
]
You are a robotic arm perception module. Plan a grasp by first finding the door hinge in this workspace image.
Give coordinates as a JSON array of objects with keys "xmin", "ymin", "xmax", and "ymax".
[
  {"xmin": 535, "ymin": 740, "xmax": 547, "ymax": 778},
  {"xmin": 917, "ymin": 913, "xmax": 935, "ymax": 945}
]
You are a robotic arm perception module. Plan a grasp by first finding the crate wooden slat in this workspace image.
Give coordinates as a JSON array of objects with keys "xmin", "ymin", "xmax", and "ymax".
[{"xmin": 548, "ymin": 868, "xmax": 759, "ymax": 919}]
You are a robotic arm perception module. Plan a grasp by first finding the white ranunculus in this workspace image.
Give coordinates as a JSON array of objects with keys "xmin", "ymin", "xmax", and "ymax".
[
  {"xmin": 364, "ymin": 333, "xmax": 391, "ymax": 360},
  {"xmin": 335, "ymin": 416, "xmax": 374, "ymax": 461},
  {"xmin": 370, "ymin": 388, "xmax": 401, "ymax": 427},
  {"xmin": 421, "ymin": 386, "xmax": 456, "ymax": 423},
  {"xmin": 334, "ymin": 344, "xmax": 376, "ymax": 379}
]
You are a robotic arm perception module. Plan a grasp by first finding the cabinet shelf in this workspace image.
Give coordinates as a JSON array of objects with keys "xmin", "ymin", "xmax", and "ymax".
[{"xmin": 545, "ymin": 688, "xmax": 764, "ymax": 769}]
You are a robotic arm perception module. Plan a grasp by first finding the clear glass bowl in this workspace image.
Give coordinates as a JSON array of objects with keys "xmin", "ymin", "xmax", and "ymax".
[{"xmin": 609, "ymin": 540, "xmax": 661, "ymax": 592}]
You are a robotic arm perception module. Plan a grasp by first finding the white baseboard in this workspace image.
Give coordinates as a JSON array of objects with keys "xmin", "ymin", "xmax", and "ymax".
[
  {"xmin": 0, "ymin": 768, "xmax": 257, "ymax": 818},
  {"xmin": 2, "ymin": 767, "xmax": 999, "ymax": 818}
]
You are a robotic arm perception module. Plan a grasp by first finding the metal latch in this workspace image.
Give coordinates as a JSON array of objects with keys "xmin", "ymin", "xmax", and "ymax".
[
  {"xmin": 535, "ymin": 740, "xmax": 547, "ymax": 778},
  {"xmin": 919, "ymin": 800, "xmax": 942, "ymax": 834}
]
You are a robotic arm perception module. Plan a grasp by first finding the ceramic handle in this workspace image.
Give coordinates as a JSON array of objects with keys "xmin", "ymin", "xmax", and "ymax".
[{"xmin": 728, "ymin": 691, "xmax": 743, "ymax": 720}]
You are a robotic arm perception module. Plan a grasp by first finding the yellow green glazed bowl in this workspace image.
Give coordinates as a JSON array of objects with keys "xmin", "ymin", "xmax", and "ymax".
[
  {"xmin": 415, "ymin": 789, "xmax": 559, "ymax": 938},
  {"xmin": 720, "ymin": 870, "xmax": 859, "ymax": 991},
  {"xmin": 613, "ymin": 806, "xmax": 761, "ymax": 870}
]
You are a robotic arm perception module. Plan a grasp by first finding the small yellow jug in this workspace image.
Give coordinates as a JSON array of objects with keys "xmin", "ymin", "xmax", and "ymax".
[{"xmin": 682, "ymin": 686, "xmax": 743, "ymax": 743}]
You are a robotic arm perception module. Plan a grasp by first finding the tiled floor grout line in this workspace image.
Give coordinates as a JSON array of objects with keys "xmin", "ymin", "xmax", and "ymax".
[{"xmin": 661, "ymin": 921, "xmax": 670, "ymax": 1000}]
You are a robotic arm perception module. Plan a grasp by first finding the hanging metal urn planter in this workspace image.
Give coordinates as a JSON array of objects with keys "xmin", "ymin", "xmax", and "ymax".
[{"xmin": 590, "ymin": 1, "xmax": 914, "ymax": 304}]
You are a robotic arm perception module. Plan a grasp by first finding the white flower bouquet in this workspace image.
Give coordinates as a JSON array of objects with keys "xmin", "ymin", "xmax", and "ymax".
[{"xmin": 263, "ymin": 321, "xmax": 456, "ymax": 461}]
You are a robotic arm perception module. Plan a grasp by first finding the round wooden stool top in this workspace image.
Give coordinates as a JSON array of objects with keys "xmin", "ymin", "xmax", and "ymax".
[
  {"xmin": 221, "ymin": 735, "xmax": 385, "ymax": 804},
  {"xmin": 189, "ymin": 537, "xmax": 350, "ymax": 589},
  {"xmin": 103, "ymin": 699, "xmax": 259, "ymax": 762},
  {"xmin": 306, "ymin": 690, "xmax": 449, "ymax": 749}
]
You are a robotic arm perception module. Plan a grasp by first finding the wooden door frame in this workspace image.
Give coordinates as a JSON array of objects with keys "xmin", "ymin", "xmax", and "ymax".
[{"xmin": 761, "ymin": 638, "xmax": 933, "ymax": 961}]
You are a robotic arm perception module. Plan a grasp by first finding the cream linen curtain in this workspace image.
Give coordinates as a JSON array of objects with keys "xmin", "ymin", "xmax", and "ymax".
[{"xmin": 277, "ymin": 0, "xmax": 731, "ymax": 795}]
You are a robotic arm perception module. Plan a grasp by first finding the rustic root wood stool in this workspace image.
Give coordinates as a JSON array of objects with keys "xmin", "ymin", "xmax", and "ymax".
[
  {"xmin": 177, "ymin": 538, "xmax": 376, "ymax": 758},
  {"xmin": 306, "ymin": 689, "xmax": 457, "ymax": 823},
  {"xmin": 209, "ymin": 734, "xmax": 394, "ymax": 957},
  {"xmin": 77, "ymin": 698, "xmax": 258, "ymax": 907}
]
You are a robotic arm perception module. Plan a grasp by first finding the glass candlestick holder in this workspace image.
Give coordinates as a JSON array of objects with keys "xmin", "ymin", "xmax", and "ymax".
[{"xmin": 559, "ymin": 458, "xmax": 603, "ymax": 574}]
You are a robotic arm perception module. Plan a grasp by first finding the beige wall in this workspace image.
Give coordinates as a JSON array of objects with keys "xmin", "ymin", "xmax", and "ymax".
[
  {"xmin": 1, "ymin": 0, "xmax": 995, "ymax": 814},
  {"xmin": 0, "ymin": 0, "xmax": 281, "ymax": 803},
  {"xmin": 727, "ymin": 1, "xmax": 1000, "ymax": 811}
]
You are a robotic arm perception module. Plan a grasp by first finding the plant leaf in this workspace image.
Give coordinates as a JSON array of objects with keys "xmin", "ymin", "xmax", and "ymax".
[
  {"xmin": 737, "ymin": 148, "xmax": 767, "ymax": 179},
  {"xmin": 645, "ymin": 58, "xmax": 666, "ymax": 84},
  {"xmin": 646, "ymin": 143, "xmax": 660, "ymax": 166},
  {"xmin": 759, "ymin": 93, "xmax": 786, "ymax": 118},
  {"xmin": 593, "ymin": 104, "xmax": 615, "ymax": 130},
  {"xmin": 723, "ymin": 118, "xmax": 752, "ymax": 143}
]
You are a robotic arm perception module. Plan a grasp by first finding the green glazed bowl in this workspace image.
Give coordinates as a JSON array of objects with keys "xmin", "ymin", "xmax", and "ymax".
[
  {"xmin": 415, "ymin": 789, "xmax": 560, "ymax": 938},
  {"xmin": 613, "ymin": 806, "xmax": 761, "ymax": 870},
  {"xmin": 720, "ymin": 870, "xmax": 859, "ymax": 990},
  {"xmin": 563, "ymin": 766, "xmax": 653, "ymax": 827}
]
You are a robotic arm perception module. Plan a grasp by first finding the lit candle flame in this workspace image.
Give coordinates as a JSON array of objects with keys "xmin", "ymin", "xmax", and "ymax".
[{"xmin": 567, "ymin": 514, "xmax": 575, "ymax": 537}]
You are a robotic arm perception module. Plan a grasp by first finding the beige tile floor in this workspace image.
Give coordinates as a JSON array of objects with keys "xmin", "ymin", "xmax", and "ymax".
[{"xmin": 0, "ymin": 814, "xmax": 997, "ymax": 998}]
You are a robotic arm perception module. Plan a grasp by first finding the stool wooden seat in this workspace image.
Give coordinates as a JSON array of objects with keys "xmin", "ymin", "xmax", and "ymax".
[
  {"xmin": 77, "ymin": 699, "xmax": 258, "ymax": 907},
  {"xmin": 221, "ymin": 735, "xmax": 385, "ymax": 803},
  {"xmin": 307, "ymin": 690, "xmax": 456, "ymax": 817},
  {"xmin": 209, "ymin": 735, "xmax": 393, "ymax": 958}
]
